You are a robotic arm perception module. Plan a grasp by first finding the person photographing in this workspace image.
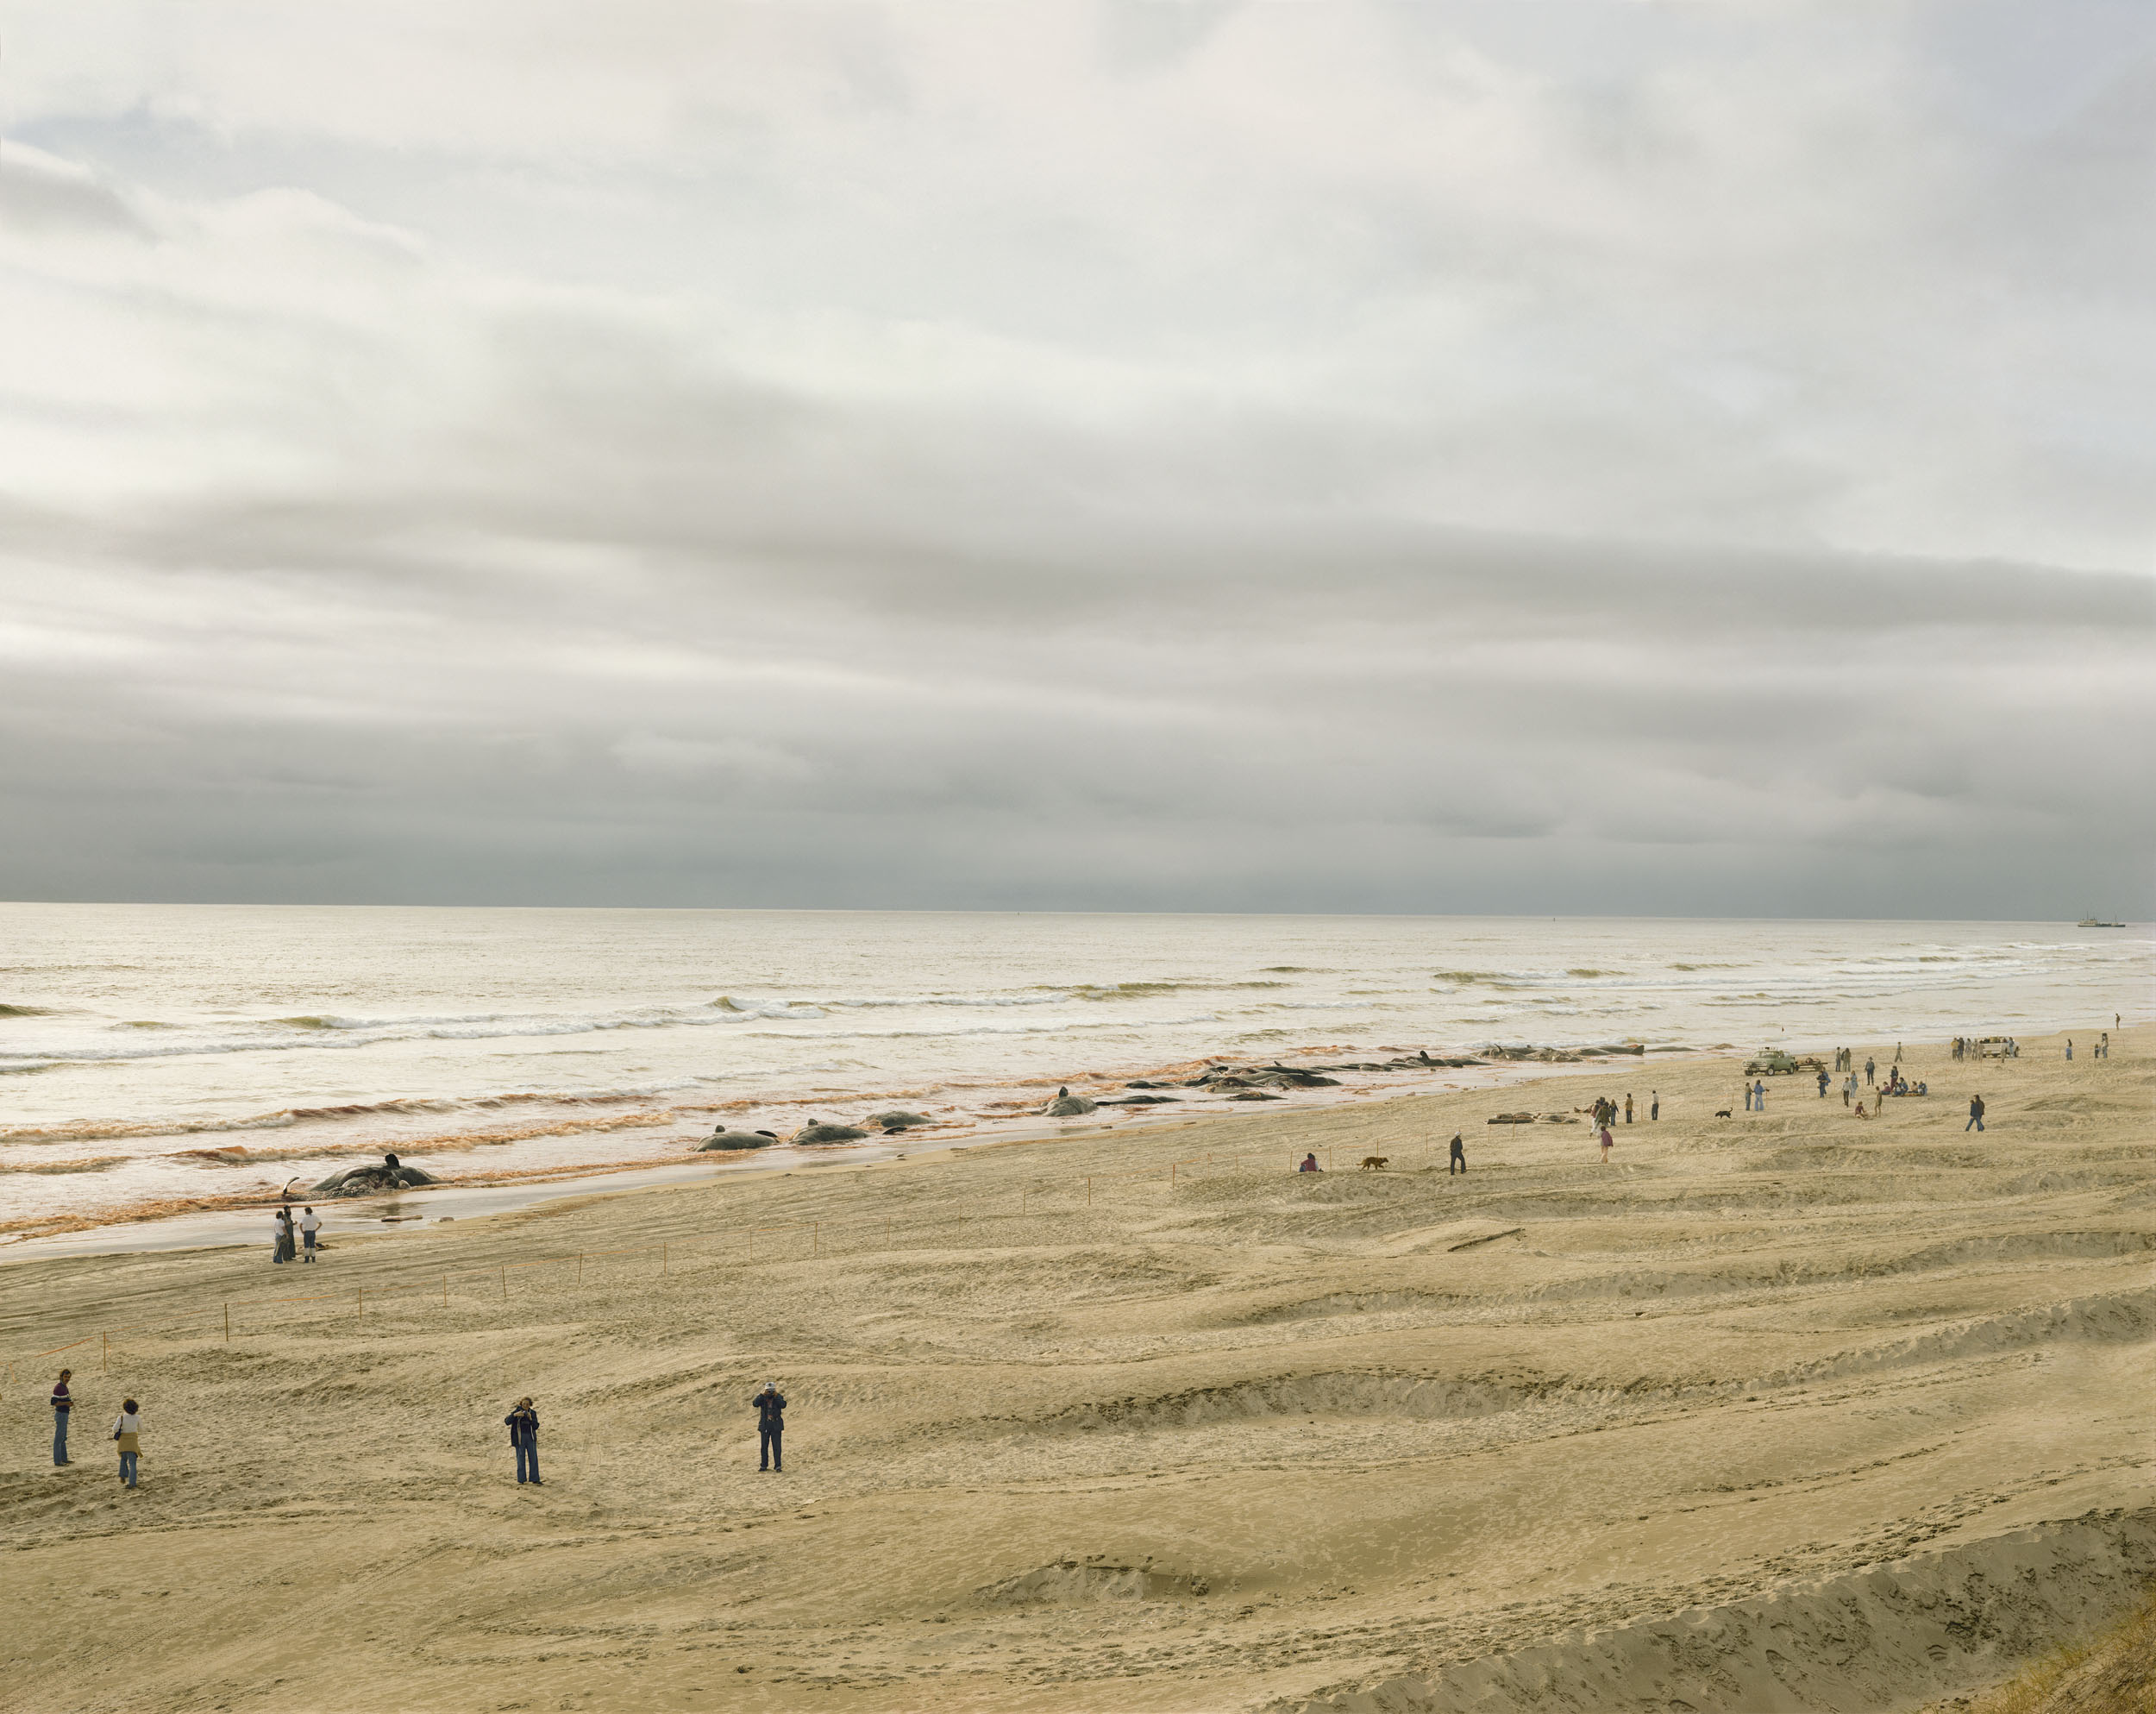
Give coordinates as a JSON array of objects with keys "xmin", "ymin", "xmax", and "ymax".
[{"xmin": 753, "ymin": 1383, "xmax": 787, "ymax": 1473}]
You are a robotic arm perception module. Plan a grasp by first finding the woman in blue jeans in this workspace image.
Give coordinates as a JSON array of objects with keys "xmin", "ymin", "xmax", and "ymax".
[
  {"xmin": 112, "ymin": 1398, "xmax": 142, "ymax": 1488},
  {"xmin": 505, "ymin": 1397, "xmax": 541, "ymax": 1485}
]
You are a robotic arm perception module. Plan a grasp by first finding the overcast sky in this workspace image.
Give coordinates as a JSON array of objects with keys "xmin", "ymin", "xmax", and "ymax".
[{"xmin": 2, "ymin": 2, "xmax": 2151, "ymax": 917}]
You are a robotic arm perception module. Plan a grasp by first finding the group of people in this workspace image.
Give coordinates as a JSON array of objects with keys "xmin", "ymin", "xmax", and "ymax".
[
  {"xmin": 270, "ymin": 1204, "xmax": 322, "ymax": 1264},
  {"xmin": 48, "ymin": 1372, "xmax": 793, "ymax": 1491},
  {"xmin": 2062, "ymin": 1033, "xmax": 2109, "ymax": 1060},
  {"xmin": 47, "ymin": 1368, "xmax": 145, "ymax": 1488}
]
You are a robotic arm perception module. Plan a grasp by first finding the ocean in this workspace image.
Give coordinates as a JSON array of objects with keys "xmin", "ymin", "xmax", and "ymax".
[{"xmin": 2, "ymin": 904, "xmax": 2146, "ymax": 1239}]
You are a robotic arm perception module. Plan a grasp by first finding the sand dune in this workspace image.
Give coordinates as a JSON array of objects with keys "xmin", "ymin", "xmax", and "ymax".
[{"xmin": 0, "ymin": 1030, "xmax": 2149, "ymax": 1711}]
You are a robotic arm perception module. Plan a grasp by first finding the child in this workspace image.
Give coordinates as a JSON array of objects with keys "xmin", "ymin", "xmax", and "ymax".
[{"xmin": 112, "ymin": 1398, "xmax": 142, "ymax": 1488}]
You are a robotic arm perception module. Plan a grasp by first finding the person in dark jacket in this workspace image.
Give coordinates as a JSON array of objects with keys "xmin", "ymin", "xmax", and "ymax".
[
  {"xmin": 52, "ymin": 1368, "xmax": 73, "ymax": 1466},
  {"xmin": 754, "ymin": 1383, "xmax": 786, "ymax": 1472},
  {"xmin": 1448, "ymin": 1133, "xmax": 1466, "ymax": 1175},
  {"xmin": 505, "ymin": 1397, "xmax": 541, "ymax": 1485}
]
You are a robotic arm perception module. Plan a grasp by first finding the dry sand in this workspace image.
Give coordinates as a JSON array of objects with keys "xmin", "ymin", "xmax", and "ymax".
[{"xmin": 1, "ymin": 1030, "xmax": 2150, "ymax": 1713}]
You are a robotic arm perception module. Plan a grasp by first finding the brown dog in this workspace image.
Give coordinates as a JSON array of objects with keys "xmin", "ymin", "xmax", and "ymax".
[{"xmin": 1360, "ymin": 1155, "xmax": 1388, "ymax": 1171}]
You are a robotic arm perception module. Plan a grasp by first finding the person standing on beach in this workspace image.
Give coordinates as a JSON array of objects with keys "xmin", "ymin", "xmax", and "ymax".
[
  {"xmin": 1743, "ymin": 1083, "xmax": 1753, "ymax": 1112},
  {"xmin": 1753, "ymin": 1078, "xmax": 1767, "ymax": 1112},
  {"xmin": 299, "ymin": 1206, "xmax": 320, "ymax": 1262},
  {"xmin": 1966, "ymin": 1095, "xmax": 1985, "ymax": 1133},
  {"xmin": 1448, "ymin": 1133, "xmax": 1466, "ymax": 1175},
  {"xmin": 505, "ymin": 1397, "xmax": 541, "ymax": 1485},
  {"xmin": 1624, "ymin": 1094, "xmax": 1633, "ymax": 1124},
  {"xmin": 2065, "ymin": 1039, "xmax": 2073, "ymax": 1061},
  {"xmin": 111, "ymin": 1398, "xmax": 141, "ymax": 1489},
  {"xmin": 1649, "ymin": 1092, "xmax": 1658, "ymax": 1121},
  {"xmin": 1865, "ymin": 1057, "xmax": 1876, "ymax": 1087},
  {"xmin": 1817, "ymin": 1068, "xmax": 1829, "ymax": 1097},
  {"xmin": 51, "ymin": 1369, "xmax": 73, "ymax": 1465},
  {"xmin": 754, "ymin": 1384, "xmax": 787, "ymax": 1472}
]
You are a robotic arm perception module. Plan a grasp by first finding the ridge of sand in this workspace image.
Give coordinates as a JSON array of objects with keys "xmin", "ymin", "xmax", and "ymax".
[
  {"xmin": 0, "ymin": 1028, "xmax": 2150, "ymax": 1712},
  {"xmin": 1299, "ymin": 1508, "xmax": 2155, "ymax": 1714}
]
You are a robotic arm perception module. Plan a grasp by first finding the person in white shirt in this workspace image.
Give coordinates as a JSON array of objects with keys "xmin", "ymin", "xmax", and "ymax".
[
  {"xmin": 112, "ymin": 1399, "xmax": 142, "ymax": 1488},
  {"xmin": 299, "ymin": 1207, "xmax": 322, "ymax": 1262}
]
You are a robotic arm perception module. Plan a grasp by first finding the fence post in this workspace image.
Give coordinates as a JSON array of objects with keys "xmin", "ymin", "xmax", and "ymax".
[
  {"xmin": 578, "ymin": 1254, "xmax": 584, "ymax": 1285},
  {"xmin": 223, "ymin": 1303, "xmax": 230, "ymax": 1344},
  {"xmin": 812, "ymin": 1223, "xmax": 818, "ymax": 1258},
  {"xmin": 357, "ymin": 1286, "xmax": 363, "ymax": 1323},
  {"xmin": 500, "ymin": 1268, "xmax": 507, "ymax": 1301},
  {"xmin": 1087, "ymin": 1177, "xmax": 1093, "ymax": 1207},
  {"xmin": 662, "ymin": 1241, "xmax": 668, "ymax": 1276},
  {"xmin": 442, "ymin": 1275, "xmax": 448, "ymax": 1309},
  {"xmin": 102, "ymin": 1332, "xmax": 109, "ymax": 1374}
]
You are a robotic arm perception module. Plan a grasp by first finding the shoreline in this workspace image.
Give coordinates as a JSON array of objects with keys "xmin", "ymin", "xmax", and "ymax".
[{"xmin": 0, "ymin": 1043, "xmax": 1707, "ymax": 1259}]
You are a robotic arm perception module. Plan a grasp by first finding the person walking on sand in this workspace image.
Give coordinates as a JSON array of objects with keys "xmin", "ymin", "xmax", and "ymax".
[
  {"xmin": 299, "ymin": 1206, "xmax": 320, "ymax": 1263},
  {"xmin": 51, "ymin": 1368, "xmax": 73, "ymax": 1465},
  {"xmin": 1448, "ymin": 1133, "xmax": 1466, "ymax": 1175},
  {"xmin": 754, "ymin": 1383, "xmax": 787, "ymax": 1472},
  {"xmin": 505, "ymin": 1397, "xmax": 541, "ymax": 1485},
  {"xmin": 1598, "ymin": 1124, "xmax": 1614, "ymax": 1164},
  {"xmin": 1817, "ymin": 1068, "xmax": 1829, "ymax": 1097},
  {"xmin": 1966, "ymin": 1094, "xmax": 1985, "ymax": 1133},
  {"xmin": 111, "ymin": 1398, "xmax": 142, "ymax": 1489}
]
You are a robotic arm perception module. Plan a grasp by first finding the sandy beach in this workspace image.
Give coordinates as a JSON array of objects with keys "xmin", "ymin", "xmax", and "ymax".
[{"xmin": 1, "ymin": 1028, "xmax": 2149, "ymax": 1712}]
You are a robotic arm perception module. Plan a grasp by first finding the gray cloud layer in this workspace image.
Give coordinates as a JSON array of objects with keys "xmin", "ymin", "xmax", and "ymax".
[{"xmin": 2, "ymin": 3, "xmax": 2152, "ymax": 914}]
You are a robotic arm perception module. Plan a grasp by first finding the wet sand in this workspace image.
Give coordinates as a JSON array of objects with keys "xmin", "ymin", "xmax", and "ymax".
[{"xmin": 0, "ymin": 1029, "xmax": 2149, "ymax": 1712}]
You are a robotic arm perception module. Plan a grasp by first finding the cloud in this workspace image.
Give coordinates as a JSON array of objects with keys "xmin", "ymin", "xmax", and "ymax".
[{"xmin": 0, "ymin": 2, "xmax": 2151, "ymax": 914}]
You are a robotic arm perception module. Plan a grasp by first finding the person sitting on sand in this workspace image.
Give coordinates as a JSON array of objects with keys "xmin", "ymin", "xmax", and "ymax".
[
  {"xmin": 1299, "ymin": 1153, "xmax": 1319, "ymax": 1173},
  {"xmin": 1855, "ymin": 1102, "xmax": 1869, "ymax": 1120}
]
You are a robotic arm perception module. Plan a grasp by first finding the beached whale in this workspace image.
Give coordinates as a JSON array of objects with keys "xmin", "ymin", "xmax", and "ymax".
[
  {"xmin": 793, "ymin": 1121, "xmax": 870, "ymax": 1144},
  {"xmin": 866, "ymin": 1111, "xmax": 932, "ymax": 1130},
  {"xmin": 311, "ymin": 1152, "xmax": 438, "ymax": 1196},
  {"xmin": 1043, "ymin": 1086, "xmax": 1098, "ymax": 1117},
  {"xmin": 699, "ymin": 1129, "xmax": 777, "ymax": 1152}
]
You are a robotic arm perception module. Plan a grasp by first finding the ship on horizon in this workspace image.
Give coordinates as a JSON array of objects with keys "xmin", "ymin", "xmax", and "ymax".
[{"xmin": 2077, "ymin": 915, "xmax": 2128, "ymax": 928}]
